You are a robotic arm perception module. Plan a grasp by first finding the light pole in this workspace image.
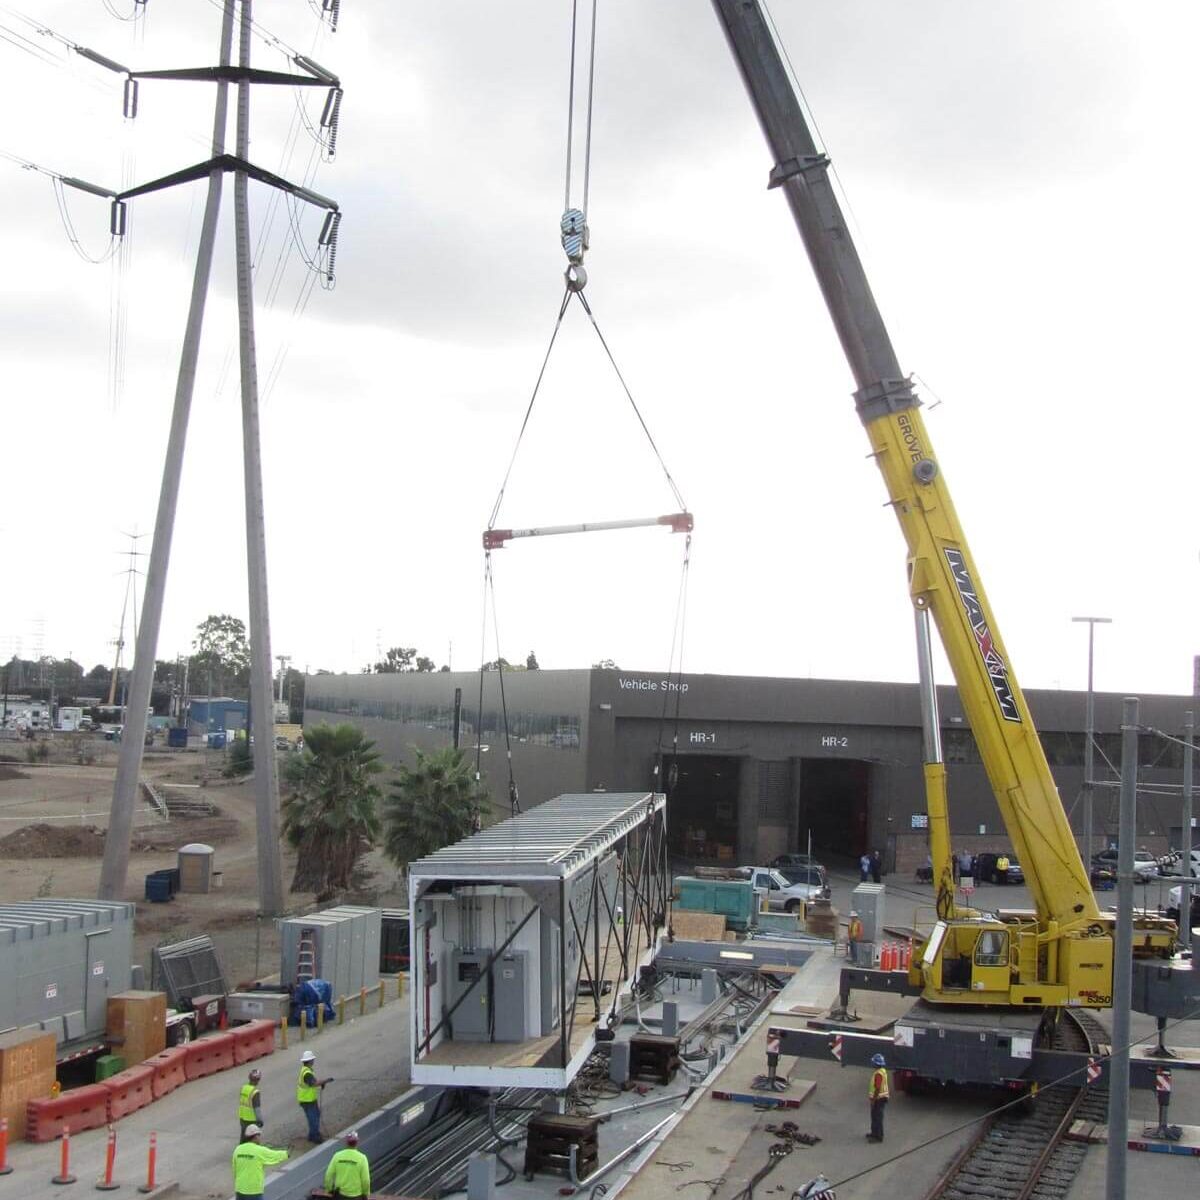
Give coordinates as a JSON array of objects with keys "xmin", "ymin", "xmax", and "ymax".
[{"xmin": 1073, "ymin": 616, "xmax": 1111, "ymax": 869}]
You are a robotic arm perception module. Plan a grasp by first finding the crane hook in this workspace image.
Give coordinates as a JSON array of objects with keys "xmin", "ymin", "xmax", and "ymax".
[{"xmin": 562, "ymin": 207, "xmax": 589, "ymax": 291}]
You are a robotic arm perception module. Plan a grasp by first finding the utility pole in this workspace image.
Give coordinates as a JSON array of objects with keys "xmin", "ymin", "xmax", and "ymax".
[
  {"xmin": 276, "ymin": 654, "xmax": 291, "ymax": 704},
  {"xmin": 1073, "ymin": 616, "xmax": 1111, "ymax": 868},
  {"xmin": 100, "ymin": 2, "xmax": 236, "ymax": 904},
  {"xmin": 236, "ymin": 0, "xmax": 283, "ymax": 916},
  {"xmin": 1183, "ymin": 711, "xmax": 1194, "ymax": 958},
  {"xmin": 1105, "ymin": 695, "xmax": 1138, "ymax": 1200}
]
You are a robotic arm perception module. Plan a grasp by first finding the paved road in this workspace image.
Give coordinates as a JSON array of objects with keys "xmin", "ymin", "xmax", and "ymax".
[{"xmin": 0, "ymin": 993, "xmax": 411, "ymax": 1200}]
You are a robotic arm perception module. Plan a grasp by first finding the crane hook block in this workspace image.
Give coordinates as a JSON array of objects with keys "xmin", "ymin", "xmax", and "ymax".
[{"xmin": 561, "ymin": 207, "xmax": 589, "ymax": 264}]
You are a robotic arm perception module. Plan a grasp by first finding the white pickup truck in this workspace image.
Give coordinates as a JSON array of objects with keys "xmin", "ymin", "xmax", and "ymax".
[{"xmin": 741, "ymin": 865, "xmax": 830, "ymax": 913}]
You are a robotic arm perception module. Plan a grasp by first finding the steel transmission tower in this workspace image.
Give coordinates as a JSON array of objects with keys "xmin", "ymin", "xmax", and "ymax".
[{"xmin": 97, "ymin": 0, "xmax": 342, "ymax": 915}]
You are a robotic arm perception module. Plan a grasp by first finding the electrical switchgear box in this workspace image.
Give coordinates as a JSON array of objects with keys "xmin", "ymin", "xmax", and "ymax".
[
  {"xmin": 450, "ymin": 950, "xmax": 491, "ymax": 1042},
  {"xmin": 492, "ymin": 952, "xmax": 528, "ymax": 1042}
]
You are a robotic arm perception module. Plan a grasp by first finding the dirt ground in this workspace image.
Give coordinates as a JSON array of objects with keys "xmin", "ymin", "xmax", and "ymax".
[{"xmin": 0, "ymin": 738, "xmax": 407, "ymax": 989}]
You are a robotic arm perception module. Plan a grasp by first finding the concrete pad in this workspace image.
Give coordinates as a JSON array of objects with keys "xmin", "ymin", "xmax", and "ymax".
[{"xmin": 1067, "ymin": 1120, "xmax": 1200, "ymax": 1155}]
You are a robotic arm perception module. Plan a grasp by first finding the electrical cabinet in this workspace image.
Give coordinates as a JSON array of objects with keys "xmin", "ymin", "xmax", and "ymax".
[
  {"xmin": 493, "ymin": 952, "xmax": 528, "ymax": 1042},
  {"xmin": 450, "ymin": 950, "xmax": 492, "ymax": 1042}
]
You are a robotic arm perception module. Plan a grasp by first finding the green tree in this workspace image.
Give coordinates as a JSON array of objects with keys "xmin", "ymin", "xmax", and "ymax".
[
  {"xmin": 192, "ymin": 614, "xmax": 250, "ymax": 697},
  {"xmin": 382, "ymin": 746, "xmax": 490, "ymax": 870},
  {"xmin": 280, "ymin": 723, "xmax": 383, "ymax": 899},
  {"xmin": 223, "ymin": 736, "xmax": 253, "ymax": 778},
  {"xmin": 525, "ymin": 651, "xmax": 540, "ymax": 670},
  {"xmin": 374, "ymin": 647, "xmax": 439, "ymax": 674}
]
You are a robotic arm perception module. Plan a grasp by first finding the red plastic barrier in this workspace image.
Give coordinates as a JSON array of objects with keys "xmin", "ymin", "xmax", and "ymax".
[
  {"xmin": 230, "ymin": 1019, "xmax": 277, "ymax": 1065},
  {"xmin": 143, "ymin": 1047, "xmax": 188, "ymax": 1100},
  {"xmin": 102, "ymin": 1064, "xmax": 155, "ymax": 1121},
  {"xmin": 183, "ymin": 1032, "xmax": 235, "ymax": 1081},
  {"xmin": 25, "ymin": 1085, "xmax": 110, "ymax": 1143}
]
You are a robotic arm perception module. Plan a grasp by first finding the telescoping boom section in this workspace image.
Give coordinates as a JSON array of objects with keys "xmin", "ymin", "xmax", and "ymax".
[{"xmin": 711, "ymin": 0, "xmax": 1174, "ymax": 1012}]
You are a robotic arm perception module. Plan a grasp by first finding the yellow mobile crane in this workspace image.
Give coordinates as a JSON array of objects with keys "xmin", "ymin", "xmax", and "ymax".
[{"xmin": 711, "ymin": 0, "xmax": 1176, "ymax": 1036}]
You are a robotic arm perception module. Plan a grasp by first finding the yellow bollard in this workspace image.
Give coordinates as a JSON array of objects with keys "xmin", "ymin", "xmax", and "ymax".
[
  {"xmin": 280, "ymin": 1017, "xmax": 288, "ymax": 1050},
  {"xmin": 300, "ymin": 1008, "xmax": 307, "ymax": 1040},
  {"xmin": 337, "ymin": 996, "xmax": 346, "ymax": 1026},
  {"xmin": 378, "ymin": 980, "xmax": 386, "ymax": 1010},
  {"xmin": 359, "ymin": 986, "xmax": 366, "ymax": 1017},
  {"xmin": 397, "ymin": 974, "xmax": 404, "ymax": 1001},
  {"xmin": 317, "ymin": 1001, "xmax": 325, "ymax": 1032}
]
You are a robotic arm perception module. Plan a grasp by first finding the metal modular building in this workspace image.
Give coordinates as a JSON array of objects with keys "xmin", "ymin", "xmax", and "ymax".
[
  {"xmin": 409, "ymin": 792, "xmax": 668, "ymax": 1090},
  {"xmin": 0, "ymin": 900, "xmax": 135, "ymax": 1051},
  {"xmin": 308, "ymin": 668, "xmax": 1199, "ymax": 872}
]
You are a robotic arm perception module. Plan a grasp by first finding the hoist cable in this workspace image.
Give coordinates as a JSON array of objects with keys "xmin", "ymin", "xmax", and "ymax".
[
  {"xmin": 474, "ymin": 559, "xmax": 491, "ymax": 785},
  {"xmin": 488, "ymin": 565, "xmax": 520, "ymax": 816},
  {"xmin": 581, "ymin": 0, "xmax": 598, "ymax": 219},
  {"xmin": 576, "ymin": 289, "xmax": 687, "ymax": 511},
  {"xmin": 654, "ymin": 535, "xmax": 692, "ymax": 792},
  {"xmin": 486, "ymin": 287, "xmax": 573, "ymax": 530},
  {"xmin": 562, "ymin": 0, "xmax": 578, "ymax": 213},
  {"xmin": 562, "ymin": 0, "xmax": 599, "ymax": 216},
  {"xmin": 474, "ymin": 554, "xmax": 520, "ymax": 815}
]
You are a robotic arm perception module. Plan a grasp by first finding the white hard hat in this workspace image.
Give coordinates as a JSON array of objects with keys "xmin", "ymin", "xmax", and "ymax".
[
  {"xmin": 301, "ymin": 1050, "xmax": 316, "ymax": 1062},
  {"xmin": 244, "ymin": 1124, "xmax": 262, "ymax": 1138}
]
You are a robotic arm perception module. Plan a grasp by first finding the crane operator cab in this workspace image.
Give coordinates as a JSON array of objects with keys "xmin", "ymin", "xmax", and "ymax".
[{"xmin": 917, "ymin": 916, "xmax": 1116, "ymax": 1009}]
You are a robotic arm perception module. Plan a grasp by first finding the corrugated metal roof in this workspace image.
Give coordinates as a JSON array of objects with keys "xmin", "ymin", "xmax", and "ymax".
[
  {"xmin": 0, "ymin": 900, "xmax": 134, "ymax": 940},
  {"xmin": 410, "ymin": 792, "xmax": 664, "ymax": 882}
]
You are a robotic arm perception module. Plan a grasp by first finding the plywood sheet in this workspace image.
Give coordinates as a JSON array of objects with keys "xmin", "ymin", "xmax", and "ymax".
[{"xmin": 0, "ymin": 1029, "xmax": 56, "ymax": 1139}]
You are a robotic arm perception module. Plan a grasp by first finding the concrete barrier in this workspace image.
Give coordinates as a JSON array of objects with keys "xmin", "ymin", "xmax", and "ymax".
[{"xmin": 263, "ymin": 1085, "xmax": 447, "ymax": 1200}]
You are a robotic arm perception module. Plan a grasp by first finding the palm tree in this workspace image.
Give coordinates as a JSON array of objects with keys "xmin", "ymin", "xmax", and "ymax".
[
  {"xmin": 281, "ymin": 723, "xmax": 383, "ymax": 899},
  {"xmin": 382, "ymin": 746, "xmax": 491, "ymax": 869}
]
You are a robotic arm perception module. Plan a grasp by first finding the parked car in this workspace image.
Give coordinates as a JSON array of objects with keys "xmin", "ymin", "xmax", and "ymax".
[
  {"xmin": 1091, "ymin": 848, "xmax": 1159, "ymax": 884},
  {"xmin": 974, "ymin": 853, "xmax": 1024, "ymax": 885},
  {"xmin": 742, "ymin": 866, "xmax": 830, "ymax": 912},
  {"xmin": 274, "ymin": 735, "xmax": 290, "ymax": 750}
]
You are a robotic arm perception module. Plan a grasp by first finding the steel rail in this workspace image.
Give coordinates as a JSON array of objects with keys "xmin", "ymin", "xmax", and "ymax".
[{"xmin": 923, "ymin": 1010, "xmax": 1107, "ymax": 1200}]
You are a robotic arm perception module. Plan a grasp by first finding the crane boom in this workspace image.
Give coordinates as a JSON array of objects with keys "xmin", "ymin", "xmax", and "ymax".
[
  {"xmin": 711, "ymin": 0, "xmax": 1092, "ymax": 926},
  {"xmin": 711, "ymin": 0, "xmax": 1175, "ymax": 1010}
]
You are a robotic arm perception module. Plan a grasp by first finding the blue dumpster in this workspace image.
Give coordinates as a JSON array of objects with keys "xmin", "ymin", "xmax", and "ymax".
[
  {"xmin": 167, "ymin": 727, "xmax": 188, "ymax": 749},
  {"xmin": 144, "ymin": 873, "xmax": 172, "ymax": 903}
]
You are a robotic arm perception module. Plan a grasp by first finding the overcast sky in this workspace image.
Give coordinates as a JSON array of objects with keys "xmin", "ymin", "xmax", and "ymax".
[{"xmin": 2, "ymin": 0, "xmax": 1197, "ymax": 700}]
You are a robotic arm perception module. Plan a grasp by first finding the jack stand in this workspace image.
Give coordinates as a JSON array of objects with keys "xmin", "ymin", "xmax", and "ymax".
[
  {"xmin": 1145, "ymin": 1016, "xmax": 1177, "ymax": 1059},
  {"xmin": 1142, "ymin": 1068, "xmax": 1183, "ymax": 1141},
  {"xmin": 752, "ymin": 1036, "xmax": 790, "ymax": 1092}
]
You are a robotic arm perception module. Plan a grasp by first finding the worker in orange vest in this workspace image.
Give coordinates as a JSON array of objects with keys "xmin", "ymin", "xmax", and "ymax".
[
  {"xmin": 847, "ymin": 911, "xmax": 864, "ymax": 965},
  {"xmin": 866, "ymin": 1052, "xmax": 889, "ymax": 1142}
]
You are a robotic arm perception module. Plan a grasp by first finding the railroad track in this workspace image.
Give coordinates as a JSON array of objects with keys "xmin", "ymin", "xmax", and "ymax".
[
  {"xmin": 925, "ymin": 1010, "xmax": 1109, "ymax": 1200},
  {"xmin": 375, "ymin": 1087, "xmax": 542, "ymax": 1197}
]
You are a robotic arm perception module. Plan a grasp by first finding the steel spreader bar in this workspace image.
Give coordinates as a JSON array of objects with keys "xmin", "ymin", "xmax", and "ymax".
[{"xmin": 484, "ymin": 511, "xmax": 692, "ymax": 550}]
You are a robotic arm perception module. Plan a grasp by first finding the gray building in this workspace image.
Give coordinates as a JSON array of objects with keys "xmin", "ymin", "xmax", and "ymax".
[{"xmin": 305, "ymin": 668, "xmax": 1197, "ymax": 871}]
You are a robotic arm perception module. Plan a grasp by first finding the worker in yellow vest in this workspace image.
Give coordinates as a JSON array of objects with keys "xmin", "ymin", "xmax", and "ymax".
[
  {"xmin": 866, "ymin": 1052, "xmax": 890, "ymax": 1143},
  {"xmin": 297, "ymin": 1049, "xmax": 332, "ymax": 1144},
  {"xmin": 323, "ymin": 1130, "xmax": 372, "ymax": 1199},
  {"xmin": 231, "ymin": 1126, "xmax": 288, "ymax": 1200},
  {"xmin": 237, "ymin": 1068, "xmax": 263, "ymax": 1142}
]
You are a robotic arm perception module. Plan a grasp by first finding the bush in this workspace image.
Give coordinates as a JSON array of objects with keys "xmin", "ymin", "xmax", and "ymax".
[{"xmin": 223, "ymin": 738, "xmax": 253, "ymax": 778}]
